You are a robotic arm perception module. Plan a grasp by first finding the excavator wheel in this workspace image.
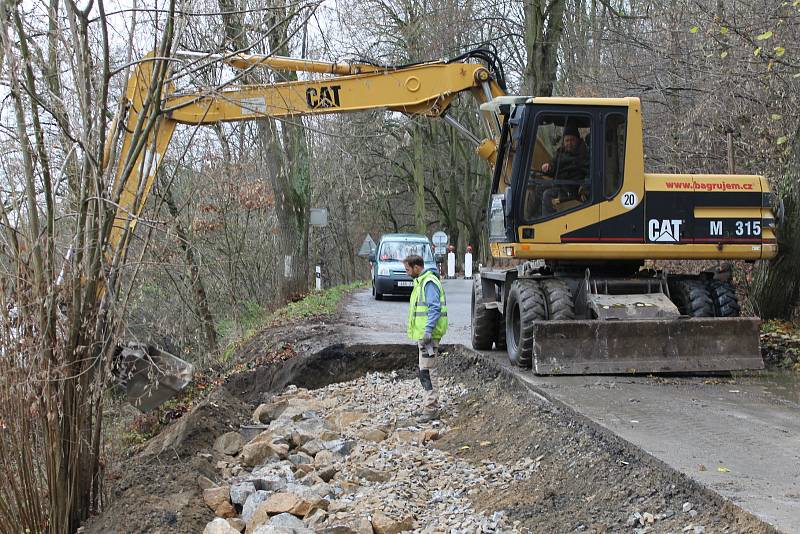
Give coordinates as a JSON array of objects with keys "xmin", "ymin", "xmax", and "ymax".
[
  {"xmin": 670, "ymin": 279, "xmax": 714, "ymax": 317},
  {"xmin": 541, "ymin": 278, "xmax": 575, "ymax": 320},
  {"xmin": 708, "ymin": 281, "xmax": 741, "ymax": 317},
  {"xmin": 495, "ymin": 317, "xmax": 507, "ymax": 350},
  {"xmin": 505, "ymin": 279, "xmax": 546, "ymax": 368},
  {"xmin": 471, "ymin": 276, "xmax": 500, "ymax": 350}
]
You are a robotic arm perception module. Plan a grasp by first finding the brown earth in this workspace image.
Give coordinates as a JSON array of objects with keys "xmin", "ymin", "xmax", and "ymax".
[{"xmin": 83, "ymin": 317, "xmax": 778, "ymax": 533}]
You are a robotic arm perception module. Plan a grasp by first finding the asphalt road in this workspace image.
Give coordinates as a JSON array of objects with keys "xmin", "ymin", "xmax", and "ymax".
[{"xmin": 343, "ymin": 279, "xmax": 800, "ymax": 533}]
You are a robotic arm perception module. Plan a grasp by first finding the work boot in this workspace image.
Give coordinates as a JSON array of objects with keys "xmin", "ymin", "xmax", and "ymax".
[{"xmin": 416, "ymin": 411, "xmax": 439, "ymax": 424}]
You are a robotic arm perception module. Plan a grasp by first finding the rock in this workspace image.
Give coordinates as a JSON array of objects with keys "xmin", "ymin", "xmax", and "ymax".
[
  {"xmin": 357, "ymin": 428, "xmax": 387, "ymax": 442},
  {"xmin": 197, "ymin": 475, "xmax": 217, "ymax": 490},
  {"xmin": 319, "ymin": 430, "xmax": 341, "ymax": 441},
  {"xmin": 227, "ymin": 518, "xmax": 246, "ymax": 533},
  {"xmin": 251, "ymin": 527, "xmax": 295, "ymax": 534},
  {"xmin": 626, "ymin": 512, "xmax": 642, "ymax": 527},
  {"xmin": 355, "ymin": 466, "xmax": 391, "ymax": 482},
  {"xmin": 693, "ymin": 527, "xmax": 705, "ymax": 534},
  {"xmin": 290, "ymin": 418, "xmax": 327, "ymax": 447},
  {"xmin": 204, "ymin": 517, "xmax": 240, "ymax": 534},
  {"xmin": 305, "ymin": 508, "xmax": 328, "ymax": 526},
  {"xmin": 203, "ymin": 486, "xmax": 236, "ymax": 518},
  {"xmin": 253, "ymin": 400, "xmax": 288, "ymax": 424},
  {"xmin": 394, "ymin": 430, "xmax": 424, "ymax": 443},
  {"xmin": 309, "ymin": 482, "xmax": 335, "ymax": 498},
  {"xmin": 299, "ymin": 472, "xmax": 325, "ymax": 486},
  {"xmin": 214, "ymin": 432, "xmax": 245, "ymax": 456},
  {"xmin": 338, "ymin": 480, "xmax": 360, "ymax": 494},
  {"xmin": 323, "ymin": 439, "xmax": 356, "ymax": 456},
  {"xmin": 299, "ymin": 439, "xmax": 325, "ymax": 457},
  {"xmin": 250, "ymin": 474, "xmax": 288, "ymax": 492},
  {"xmin": 289, "ymin": 452, "xmax": 314, "ymax": 465},
  {"xmin": 314, "ymin": 450, "xmax": 337, "ymax": 466},
  {"xmin": 293, "ymin": 463, "xmax": 315, "ymax": 477},
  {"xmin": 278, "ymin": 398, "xmax": 326, "ymax": 421},
  {"xmin": 247, "ymin": 503, "xmax": 281, "ymax": 534},
  {"xmin": 241, "ymin": 490, "xmax": 269, "ymax": 523},
  {"xmin": 689, "ymin": 510, "xmax": 698, "ymax": 518},
  {"xmin": 642, "ymin": 512, "xmax": 655, "ymax": 524},
  {"xmin": 326, "ymin": 410, "xmax": 367, "ymax": 431},
  {"xmin": 321, "ymin": 518, "xmax": 373, "ymax": 534},
  {"xmin": 422, "ymin": 429, "xmax": 439, "ymax": 442},
  {"xmin": 269, "ymin": 512, "xmax": 306, "ymax": 529},
  {"xmin": 240, "ymin": 441, "xmax": 283, "ymax": 467},
  {"xmin": 270, "ymin": 442, "xmax": 290, "ymax": 458},
  {"xmin": 317, "ymin": 465, "xmax": 338, "ymax": 482},
  {"xmin": 248, "ymin": 495, "xmax": 322, "ymax": 534},
  {"xmin": 682, "ymin": 502, "xmax": 694, "ymax": 513},
  {"xmin": 230, "ymin": 481, "xmax": 256, "ymax": 505},
  {"xmin": 255, "ymin": 490, "xmax": 327, "ymax": 517},
  {"xmin": 371, "ymin": 511, "xmax": 413, "ymax": 534}
]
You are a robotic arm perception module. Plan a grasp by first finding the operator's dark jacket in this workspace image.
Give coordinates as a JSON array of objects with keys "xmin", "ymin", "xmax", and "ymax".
[{"xmin": 549, "ymin": 141, "xmax": 589, "ymax": 197}]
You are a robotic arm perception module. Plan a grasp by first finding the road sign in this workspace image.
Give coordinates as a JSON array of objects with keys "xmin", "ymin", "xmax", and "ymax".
[
  {"xmin": 432, "ymin": 231, "xmax": 448, "ymax": 257},
  {"xmin": 310, "ymin": 208, "xmax": 328, "ymax": 227},
  {"xmin": 357, "ymin": 234, "xmax": 376, "ymax": 257}
]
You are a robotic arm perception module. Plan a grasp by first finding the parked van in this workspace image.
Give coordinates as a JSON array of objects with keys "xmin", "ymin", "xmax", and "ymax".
[{"xmin": 370, "ymin": 233, "xmax": 438, "ymax": 299}]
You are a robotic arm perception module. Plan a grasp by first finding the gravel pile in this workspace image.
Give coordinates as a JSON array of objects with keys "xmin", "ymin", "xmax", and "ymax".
[{"xmin": 200, "ymin": 372, "xmax": 533, "ymax": 533}]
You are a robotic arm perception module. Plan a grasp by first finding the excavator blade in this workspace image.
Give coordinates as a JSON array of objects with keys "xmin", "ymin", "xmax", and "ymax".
[{"xmin": 531, "ymin": 317, "xmax": 763, "ymax": 375}]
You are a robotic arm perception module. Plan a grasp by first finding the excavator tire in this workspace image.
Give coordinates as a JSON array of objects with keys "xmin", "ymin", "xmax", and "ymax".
[
  {"xmin": 495, "ymin": 318, "xmax": 507, "ymax": 350},
  {"xmin": 708, "ymin": 281, "xmax": 741, "ymax": 317},
  {"xmin": 670, "ymin": 279, "xmax": 714, "ymax": 317},
  {"xmin": 541, "ymin": 278, "xmax": 575, "ymax": 320},
  {"xmin": 471, "ymin": 276, "xmax": 499, "ymax": 350},
  {"xmin": 506, "ymin": 279, "xmax": 546, "ymax": 368}
]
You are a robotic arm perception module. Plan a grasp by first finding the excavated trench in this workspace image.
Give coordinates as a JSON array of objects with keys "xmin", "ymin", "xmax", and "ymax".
[{"xmin": 87, "ymin": 343, "xmax": 779, "ymax": 534}]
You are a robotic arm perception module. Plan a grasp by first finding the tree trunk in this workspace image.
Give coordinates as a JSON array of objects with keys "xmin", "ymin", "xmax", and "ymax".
[
  {"xmin": 163, "ymin": 186, "xmax": 219, "ymax": 352},
  {"xmin": 523, "ymin": 0, "xmax": 567, "ymax": 97},
  {"xmin": 412, "ymin": 125, "xmax": 427, "ymax": 234},
  {"xmin": 750, "ymin": 127, "xmax": 800, "ymax": 319}
]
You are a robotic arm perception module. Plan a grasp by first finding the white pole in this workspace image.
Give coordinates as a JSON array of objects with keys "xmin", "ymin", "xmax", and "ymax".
[
  {"xmin": 447, "ymin": 251, "xmax": 456, "ymax": 279},
  {"xmin": 464, "ymin": 252, "xmax": 473, "ymax": 279},
  {"xmin": 315, "ymin": 265, "xmax": 322, "ymax": 290}
]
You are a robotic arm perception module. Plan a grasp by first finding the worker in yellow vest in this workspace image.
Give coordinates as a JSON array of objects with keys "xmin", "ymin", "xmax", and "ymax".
[{"xmin": 403, "ymin": 254, "xmax": 448, "ymax": 423}]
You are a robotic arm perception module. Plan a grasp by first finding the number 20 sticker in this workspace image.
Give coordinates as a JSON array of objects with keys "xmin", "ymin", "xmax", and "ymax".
[{"xmin": 621, "ymin": 191, "xmax": 639, "ymax": 210}]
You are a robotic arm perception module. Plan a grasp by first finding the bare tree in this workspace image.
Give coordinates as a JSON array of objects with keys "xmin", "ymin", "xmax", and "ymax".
[{"xmin": 0, "ymin": 0, "xmax": 178, "ymax": 530}]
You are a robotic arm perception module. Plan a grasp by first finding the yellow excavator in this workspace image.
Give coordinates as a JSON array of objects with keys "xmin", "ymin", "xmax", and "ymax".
[{"xmin": 110, "ymin": 48, "xmax": 779, "ymax": 380}]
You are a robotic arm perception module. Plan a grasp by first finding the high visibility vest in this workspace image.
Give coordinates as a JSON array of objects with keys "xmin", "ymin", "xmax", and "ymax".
[{"xmin": 407, "ymin": 270, "xmax": 448, "ymax": 340}]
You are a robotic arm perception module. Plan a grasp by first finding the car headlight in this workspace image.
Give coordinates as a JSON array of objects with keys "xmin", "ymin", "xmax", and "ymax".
[{"xmin": 378, "ymin": 265, "xmax": 390, "ymax": 276}]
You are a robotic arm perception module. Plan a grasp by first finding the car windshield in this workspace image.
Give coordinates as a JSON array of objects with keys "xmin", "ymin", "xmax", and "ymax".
[{"xmin": 379, "ymin": 241, "xmax": 433, "ymax": 262}]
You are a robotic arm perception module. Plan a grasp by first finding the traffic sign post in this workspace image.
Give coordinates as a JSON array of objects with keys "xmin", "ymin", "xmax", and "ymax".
[{"xmin": 432, "ymin": 231, "xmax": 448, "ymax": 259}]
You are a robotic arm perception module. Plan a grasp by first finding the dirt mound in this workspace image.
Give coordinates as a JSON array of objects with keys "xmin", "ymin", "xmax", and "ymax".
[
  {"xmin": 436, "ymin": 348, "xmax": 778, "ymax": 533},
  {"xmin": 84, "ymin": 387, "xmax": 250, "ymax": 534}
]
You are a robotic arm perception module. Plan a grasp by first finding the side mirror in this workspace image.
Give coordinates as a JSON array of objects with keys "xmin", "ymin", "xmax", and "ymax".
[{"xmin": 368, "ymin": 253, "xmax": 376, "ymax": 262}]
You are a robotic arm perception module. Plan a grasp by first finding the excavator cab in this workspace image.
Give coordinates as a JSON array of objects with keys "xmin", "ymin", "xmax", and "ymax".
[
  {"xmin": 477, "ymin": 96, "xmax": 776, "ymax": 374},
  {"xmin": 490, "ymin": 100, "xmax": 634, "ymax": 247}
]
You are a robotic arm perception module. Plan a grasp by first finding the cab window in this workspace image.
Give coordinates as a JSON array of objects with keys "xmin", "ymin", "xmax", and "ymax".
[
  {"xmin": 378, "ymin": 242, "xmax": 433, "ymax": 262},
  {"xmin": 523, "ymin": 114, "xmax": 593, "ymax": 221},
  {"xmin": 604, "ymin": 113, "xmax": 627, "ymax": 198}
]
